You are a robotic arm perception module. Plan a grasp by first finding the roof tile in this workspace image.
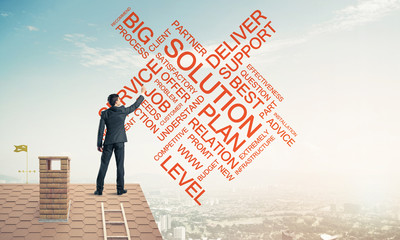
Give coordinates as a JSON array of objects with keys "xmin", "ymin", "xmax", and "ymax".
[
  {"xmin": 2, "ymin": 202, "xmax": 15, "ymax": 208},
  {"xmin": 0, "ymin": 233, "xmax": 13, "ymax": 240},
  {"xmin": 138, "ymin": 224, "xmax": 153, "ymax": 233},
  {"xmin": 81, "ymin": 232, "xmax": 99, "ymax": 240},
  {"xmin": 82, "ymin": 210, "xmax": 97, "ymax": 218},
  {"xmin": 41, "ymin": 228, "xmax": 57, "ymax": 236},
  {"xmin": 70, "ymin": 221, "xmax": 83, "ymax": 229},
  {"xmin": 4, "ymin": 217, "xmax": 20, "ymax": 225},
  {"xmin": 42, "ymin": 222, "xmax": 58, "ymax": 229},
  {"xmin": 20, "ymin": 213, "xmax": 35, "ymax": 221},
  {"xmin": 130, "ymin": 228, "xmax": 141, "ymax": 237},
  {"xmin": 140, "ymin": 232, "xmax": 162, "ymax": 240},
  {"xmin": 8, "ymin": 211, "xmax": 24, "ymax": 218},
  {"xmin": 82, "ymin": 217, "xmax": 97, "ymax": 225},
  {"xmin": 135, "ymin": 217, "xmax": 150, "ymax": 225},
  {"xmin": 16, "ymin": 220, "xmax": 32, "ymax": 229},
  {"xmin": 82, "ymin": 224, "xmax": 98, "ymax": 233},
  {"xmin": 12, "ymin": 228, "xmax": 29, "ymax": 237},
  {"xmin": 53, "ymin": 232, "xmax": 70, "ymax": 240},
  {"xmin": 1, "ymin": 224, "xmax": 17, "ymax": 233},
  {"xmin": 69, "ymin": 228, "xmax": 84, "ymax": 237},
  {"xmin": 28, "ymin": 224, "xmax": 45, "ymax": 233},
  {"xmin": 57, "ymin": 225, "xmax": 71, "ymax": 233}
]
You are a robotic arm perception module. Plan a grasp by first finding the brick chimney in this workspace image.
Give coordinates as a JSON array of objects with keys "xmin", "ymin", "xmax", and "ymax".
[{"xmin": 39, "ymin": 156, "xmax": 71, "ymax": 221}]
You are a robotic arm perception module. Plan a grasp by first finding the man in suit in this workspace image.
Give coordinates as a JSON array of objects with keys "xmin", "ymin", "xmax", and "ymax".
[{"xmin": 95, "ymin": 85, "xmax": 146, "ymax": 195}]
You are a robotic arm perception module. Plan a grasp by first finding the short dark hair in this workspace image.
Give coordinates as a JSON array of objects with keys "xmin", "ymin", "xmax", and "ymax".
[{"xmin": 108, "ymin": 94, "xmax": 119, "ymax": 106}]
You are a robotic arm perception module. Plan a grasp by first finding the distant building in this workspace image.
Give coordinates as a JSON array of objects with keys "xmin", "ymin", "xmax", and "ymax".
[
  {"xmin": 330, "ymin": 204, "xmax": 336, "ymax": 212},
  {"xmin": 320, "ymin": 233, "xmax": 341, "ymax": 240},
  {"xmin": 159, "ymin": 214, "xmax": 172, "ymax": 232},
  {"xmin": 174, "ymin": 226, "xmax": 186, "ymax": 240},
  {"xmin": 343, "ymin": 203, "xmax": 361, "ymax": 214},
  {"xmin": 282, "ymin": 230, "xmax": 295, "ymax": 240}
]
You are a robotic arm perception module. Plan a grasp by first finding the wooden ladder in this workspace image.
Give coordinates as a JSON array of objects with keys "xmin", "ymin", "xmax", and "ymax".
[{"xmin": 101, "ymin": 202, "xmax": 131, "ymax": 240}]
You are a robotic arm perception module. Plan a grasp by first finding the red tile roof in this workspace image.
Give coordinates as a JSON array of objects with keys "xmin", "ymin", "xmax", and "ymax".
[{"xmin": 0, "ymin": 184, "xmax": 162, "ymax": 240}]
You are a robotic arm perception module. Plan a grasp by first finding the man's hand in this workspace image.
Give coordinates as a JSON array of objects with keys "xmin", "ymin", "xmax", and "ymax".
[
  {"xmin": 97, "ymin": 147, "xmax": 103, "ymax": 152},
  {"xmin": 141, "ymin": 85, "xmax": 146, "ymax": 94}
]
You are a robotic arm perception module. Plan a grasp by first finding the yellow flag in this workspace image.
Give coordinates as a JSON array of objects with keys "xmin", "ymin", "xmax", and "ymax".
[{"xmin": 14, "ymin": 145, "xmax": 28, "ymax": 152}]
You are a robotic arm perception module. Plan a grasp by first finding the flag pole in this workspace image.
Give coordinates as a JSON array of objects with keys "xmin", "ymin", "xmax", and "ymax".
[{"xmin": 26, "ymin": 148, "xmax": 28, "ymax": 184}]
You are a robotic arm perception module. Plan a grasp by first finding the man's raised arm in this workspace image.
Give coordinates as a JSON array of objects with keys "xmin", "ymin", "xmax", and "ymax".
[{"xmin": 125, "ymin": 85, "xmax": 146, "ymax": 115}]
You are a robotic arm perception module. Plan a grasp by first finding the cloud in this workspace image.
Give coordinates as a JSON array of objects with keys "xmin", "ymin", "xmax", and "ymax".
[
  {"xmin": 26, "ymin": 25, "xmax": 39, "ymax": 31},
  {"xmin": 1, "ymin": 12, "xmax": 9, "ymax": 17},
  {"xmin": 259, "ymin": 0, "xmax": 400, "ymax": 53},
  {"xmin": 62, "ymin": 33, "xmax": 145, "ymax": 71},
  {"xmin": 64, "ymin": 33, "xmax": 96, "ymax": 43},
  {"xmin": 310, "ymin": 0, "xmax": 400, "ymax": 35}
]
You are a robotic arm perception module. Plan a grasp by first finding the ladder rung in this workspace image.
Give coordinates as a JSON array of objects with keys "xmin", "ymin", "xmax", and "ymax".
[
  {"xmin": 101, "ymin": 202, "xmax": 131, "ymax": 240},
  {"xmin": 106, "ymin": 221, "xmax": 124, "ymax": 224}
]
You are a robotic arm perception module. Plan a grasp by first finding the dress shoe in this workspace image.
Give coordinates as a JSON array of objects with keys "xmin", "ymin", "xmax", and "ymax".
[
  {"xmin": 117, "ymin": 189, "xmax": 127, "ymax": 195},
  {"xmin": 94, "ymin": 190, "xmax": 103, "ymax": 195}
]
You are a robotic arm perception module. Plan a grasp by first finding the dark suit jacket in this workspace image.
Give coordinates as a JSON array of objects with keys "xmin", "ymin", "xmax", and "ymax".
[{"xmin": 97, "ymin": 95, "xmax": 144, "ymax": 148}]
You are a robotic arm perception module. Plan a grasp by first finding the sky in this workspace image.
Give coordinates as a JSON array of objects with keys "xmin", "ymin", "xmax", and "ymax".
[{"xmin": 1, "ymin": 0, "xmax": 400, "ymax": 204}]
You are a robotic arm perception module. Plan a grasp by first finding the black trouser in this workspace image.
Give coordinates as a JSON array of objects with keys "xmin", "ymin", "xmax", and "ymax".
[{"xmin": 96, "ymin": 142, "xmax": 125, "ymax": 191}]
